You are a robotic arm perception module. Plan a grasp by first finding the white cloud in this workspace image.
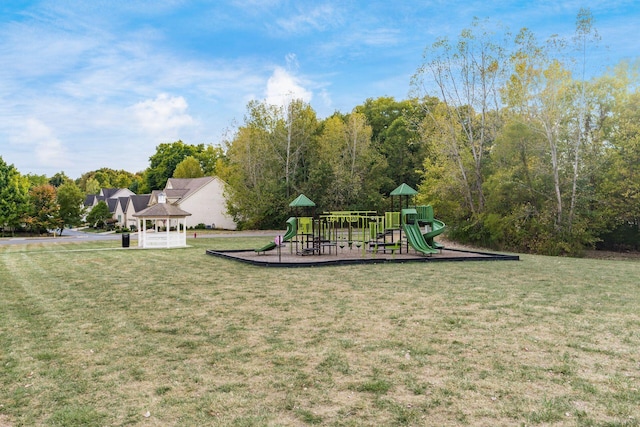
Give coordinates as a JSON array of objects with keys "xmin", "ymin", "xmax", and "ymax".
[
  {"xmin": 11, "ymin": 118, "xmax": 70, "ymax": 170},
  {"xmin": 273, "ymin": 3, "xmax": 342, "ymax": 35},
  {"xmin": 265, "ymin": 66, "xmax": 313, "ymax": 108},
  {"xmin": 129, "ymin": 94, "xmax": 196, "ymax": 138}
]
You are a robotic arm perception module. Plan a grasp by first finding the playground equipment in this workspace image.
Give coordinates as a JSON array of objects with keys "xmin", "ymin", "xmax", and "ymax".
[
  {"xmin": 255, "ymin": 184, "xmax": 447, "ymax": 257},
  {"xmin": 254, "ymin": 217, "xmax": 297, "ymax": 252}
]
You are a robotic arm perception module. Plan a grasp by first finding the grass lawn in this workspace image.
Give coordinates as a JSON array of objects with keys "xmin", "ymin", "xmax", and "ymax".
[{"xmin": 1, "ymin": 237, "xmax": 639, "ymax": 426}]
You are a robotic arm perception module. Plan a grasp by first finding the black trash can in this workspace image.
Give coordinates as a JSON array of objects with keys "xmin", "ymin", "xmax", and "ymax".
[{"xmin": 122, "ymin": 233, "xmax": 130, "ymax": 248}]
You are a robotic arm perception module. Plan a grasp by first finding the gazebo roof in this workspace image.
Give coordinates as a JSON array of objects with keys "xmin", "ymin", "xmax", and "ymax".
[
  {"xmin": 289, "ymin": 194, "xmax": 316, "ymax": 207},
  {"xmin": 133, "ymin": 202, "xmax": 192, "ymax": 218},
  {"xmin": 390, "ymin": 183, "xmax": 418, "ymax": 196}
]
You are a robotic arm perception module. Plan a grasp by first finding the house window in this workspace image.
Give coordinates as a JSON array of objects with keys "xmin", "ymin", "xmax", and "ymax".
[{"xmin": 118, "ymin": 215, "xmax": 122, "ymax": 223}]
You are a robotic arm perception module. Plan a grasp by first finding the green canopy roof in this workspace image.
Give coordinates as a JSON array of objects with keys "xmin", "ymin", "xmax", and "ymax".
[
  {"xmin": 289, "ymin": 194, "xmax": 316, "ymax": 207},
  {"xmin": 390, "ymin": 183, "xmax": 418, "ymax": 196}
]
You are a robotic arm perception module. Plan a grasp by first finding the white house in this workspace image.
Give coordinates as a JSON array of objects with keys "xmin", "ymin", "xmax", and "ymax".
[
  {"xmin": 160, "ymin": 176, "xmax": 236, "ymax": 230},
  {"xmin": 84, "ymin": 178, "xmax": 236, "ymax": 231},
  {"xmin": 124, "ymin": 194, "xmax": 151, "ymax": 230},
  {"xmin": 84, "ymin": 188, "xmax": 136, "ymax": 227}
]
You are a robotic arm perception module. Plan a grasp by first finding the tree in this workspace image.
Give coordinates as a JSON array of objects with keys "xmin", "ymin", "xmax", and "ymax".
[
  {"xmin": 412, "ymin": 18, "xmax": 508, "ymax": 215},
  {"xmin": 596, "ymin": 62, "xmax": 640, "ymax": 249},
  {"xmin": 84, "ymin": 177, "xmax": 101, "ymax": 195},
  {"xmin": 25, "ymin": 173, "xmax": 48, "ymax": 188},
  {"xmin": 355, "ymin": 97, "xmax": 429, "ymax": 192},
  {"xmin": 49, "ymin": 171, "xmax": 72, "ymax": 187},
  {"xmin": 568, "ymin": 8, "xmax": 600, "ymax": 228},
  {"xmin": 78, "ymin": 168, "xmax": 140, "ymax": 193},
  {"xmin": 0, "ymin": 156, "xmax": 30, "ymax": 236},
  {"xmin": 309, "ymin": 112, "xmax": 385, "ymax": 210},
  {"xmin": 26, "ymin": 184, "xmax": 61, "ymax": 234},
  {"xmin": 173, "ymin": 156, "xmax": 204, "ymax": 178},
  {"xmin": 197, "ymin": 145, "xmax": 227, "ymax": 175},
  {"xmin": 86, "ymin": 201, "xmax": 111, "ymax": 229},
  {"xmin": 146, "ymin": 141, "xmax": 202, "ymax": 190},
  {"xmin": 222, "ymin": 106, "xmax": 286, "ymax": 229},
  {"xmin": 222, "ymin": 98, "xmax": 318, "ymax": 228},
  {"xmin": 57, "ymin": 182, "xmax": 86, "ymax": 234}
]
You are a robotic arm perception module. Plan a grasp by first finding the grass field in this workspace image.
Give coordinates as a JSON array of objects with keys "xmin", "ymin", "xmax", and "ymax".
[{"xmin": 1, "ymin": 237, "xmax": 639, "ymax": 426}]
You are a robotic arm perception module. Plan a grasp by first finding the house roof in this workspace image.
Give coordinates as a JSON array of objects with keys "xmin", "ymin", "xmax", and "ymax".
[
  {"xmin": 164, "ymin": 176, "xmax": 216, "ymax": 203},
  {"xmin": 118, "ymin": 197, "xmax": 129, "ymax": 212},
  {"xmin": 100, "ymin": 188, "xmax": 118, "ymax": 198},
  {"xmin": 127, "ymin": 194, "xmax": 151, "ymax": 213},
  {"xmin": 106, "ymin": 198, "xmax": 118, "ymax": 213},
  {"xmin": 133, "ymin": 202, "xmax": 192, "ymax": 218},
  {"xmin": 84, "ymin": 194, "xmax": 96, "ymax": 207}
]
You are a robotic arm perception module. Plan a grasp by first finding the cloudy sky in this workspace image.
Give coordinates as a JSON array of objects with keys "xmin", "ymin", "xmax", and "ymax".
[{"xmin": 1, "ymin": 0, "xmax": 638, "ymax": 179}]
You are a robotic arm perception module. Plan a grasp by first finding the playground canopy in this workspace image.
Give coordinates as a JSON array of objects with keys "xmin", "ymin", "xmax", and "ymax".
[
  {"xmin": 289, "ymin": 194, "xmax": 316, "ymax": 207},
  {"xmin": 390, "ymin": 183, "xmax": 418, "ymax": 196},
  {"xmin": 390, "ymin": 183, "xmax": 418, "ymax": 210}
]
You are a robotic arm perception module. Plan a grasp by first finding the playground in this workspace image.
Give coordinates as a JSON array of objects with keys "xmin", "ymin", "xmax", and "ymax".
[{"xmin": 207, "ymin": 184, "xmax": 519, "ymax": 266}]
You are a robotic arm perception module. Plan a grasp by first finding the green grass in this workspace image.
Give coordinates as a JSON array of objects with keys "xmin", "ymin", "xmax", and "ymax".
[{"xmin": 1, "ymin": 237, "xmax": 639, "ymax": 426}]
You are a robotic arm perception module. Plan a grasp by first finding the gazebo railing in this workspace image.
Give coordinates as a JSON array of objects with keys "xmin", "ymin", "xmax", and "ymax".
[{"xmin": 141, "ymin": 231, "xmax": 186, "ymax": 248}]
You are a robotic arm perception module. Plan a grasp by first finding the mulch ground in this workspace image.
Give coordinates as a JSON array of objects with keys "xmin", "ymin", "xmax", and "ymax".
[{"xmin": 206, "ymin": 240, "xmax": 519, "ymax": 267}]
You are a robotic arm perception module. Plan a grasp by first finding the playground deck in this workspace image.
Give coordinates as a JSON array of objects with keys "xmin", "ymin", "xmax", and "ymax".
[{"xmin": 206, "ymin": 245, "xmax": 519, "ymax": 267}]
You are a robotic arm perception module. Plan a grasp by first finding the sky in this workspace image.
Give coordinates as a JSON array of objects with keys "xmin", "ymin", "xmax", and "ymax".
[{"xmin": 1, "ymin": 0, "xmax": 638, "ymax": 179}]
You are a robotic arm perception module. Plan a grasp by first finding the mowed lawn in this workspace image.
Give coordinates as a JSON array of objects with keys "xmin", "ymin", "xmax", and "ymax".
[{"xmin": 1, "ymin": 237, "xmax": 639, "ymax": 426}]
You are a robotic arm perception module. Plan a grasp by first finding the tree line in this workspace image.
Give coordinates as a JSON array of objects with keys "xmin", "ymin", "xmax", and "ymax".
[
  {"xmin": 2, "ymin": 9, "xmax": 638, "ymax": 253},
  {"xmin": 219, "ymin": 10, "xmax": 639, "ymax": 254}
]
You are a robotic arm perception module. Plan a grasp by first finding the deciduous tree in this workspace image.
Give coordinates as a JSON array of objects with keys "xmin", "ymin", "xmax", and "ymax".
[
  {"xmin": 86, "ymin": 201, "xmax": 111, "ymax": 229},
  {"xmin": 0, "ymin": 157, "xmax": 30, "ymax": 236},
  {"xmin": 173, "ymin": 156, "xmax": 204, "ymax": 178},
  {"xmin": 412, "ymin": 18, "xmax": 508, "ymax": 215},
  {"xmin": 57, "ymin": 182, "xmax": 86, "ymax": 234},
  {"xmin": 26, "ymin": 184, "xmax": 61, "ymax": 234}
]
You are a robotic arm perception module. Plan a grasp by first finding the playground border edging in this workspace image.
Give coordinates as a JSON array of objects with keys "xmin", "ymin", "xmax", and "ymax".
[{"xmin": 205, "ymin": 248, "xmax": 520, "ymax": 268}]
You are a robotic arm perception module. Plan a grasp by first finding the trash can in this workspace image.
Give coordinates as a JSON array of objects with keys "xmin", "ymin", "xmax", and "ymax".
[{"xmin": 122, "ymin": 233, "xmax": 130, "ymax": 248}]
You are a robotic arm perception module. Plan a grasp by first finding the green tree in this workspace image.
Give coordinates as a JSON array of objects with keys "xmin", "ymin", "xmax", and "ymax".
[
  {"xmin": 355, "ymin": 97, "xmax": 429, "ymax": 192},
  {"xmin": 412, "ymin": 18, "xmax": 508, "ymax": 215},
  {"xmin": 25, "ymin": 173, "xmax": 48, "ymax": 188},
  {"xmin": 197, "ymin": 145, "xmax": 227, "ymax": 175},
  {"xmin": 84, "ymin": 177, "xmax": 101, "ymax": 195},
  {"xmin": 596, "ymin": 62, "xmax": 640, "ymax": 249},
  {"xmin": 26, "ymin": 184, "xmax": 61, "ymax": 234},
  {"xmin": 222, "ymin": 99, "xmax": 318, "ymax": 228},
  {"xmin": 146, "ymin": 141, "xmax": 202, "ymax": 190},
  {"xmin": 173, "ymin": 156, "xmax": 204, "ymax": 178},
  {"xmin": 310, "ymin": 112, "xmax": 385, "ymax": 210},
  {"xmin": 78, "ymin": 168, "xmax": 139, "ymax": 193},
  {"xmin": 49, "ymin": 171, "xmax": 72, "ymax": 187},
  {"xmin": 0, "ymin": 157, "xmax": 30, "ymax": 236},
  {"xmin": 57, "ymin": 182, "xmax": 86, "ymax": 234},
  {"xmin": 86, "ymin": 201, "xmax": 111, "ymax": 229}
]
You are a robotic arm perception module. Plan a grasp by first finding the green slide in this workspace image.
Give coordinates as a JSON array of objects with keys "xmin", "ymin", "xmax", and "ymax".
[
  {"xmin": 255, "ymin": 217, "xmax": 298, "ymax": 252},
  {"xmin": 402, "ymin": 222, "xmax": 439, "ymax": 255},
  {"xmin": 416, "ymin": 205, "xmax": 446, "ymax": 249},
  {"xmin": 422, "ymin": 218, "xmax": 446, "ymax": 249}
]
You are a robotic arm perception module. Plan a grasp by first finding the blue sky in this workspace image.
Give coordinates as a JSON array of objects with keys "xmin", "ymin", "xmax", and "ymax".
[{"xmin": 1, "ymin": 0, "xmax": 638, "ymax": 179}]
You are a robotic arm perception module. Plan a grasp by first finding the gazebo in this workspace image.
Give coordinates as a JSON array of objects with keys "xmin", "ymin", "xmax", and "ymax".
[{"xmin": 133, "ymin": 192, "xmax": 192, "ymax": 249}]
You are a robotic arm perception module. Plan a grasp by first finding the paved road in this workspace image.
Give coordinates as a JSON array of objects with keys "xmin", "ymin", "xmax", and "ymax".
[
  {"xmin": 0, "ymin": 228, "xmax": 123, "ymax": 245},
  {"xmin": 0, "ymin": 229, "xmax": 283, "ymax": 245}
]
